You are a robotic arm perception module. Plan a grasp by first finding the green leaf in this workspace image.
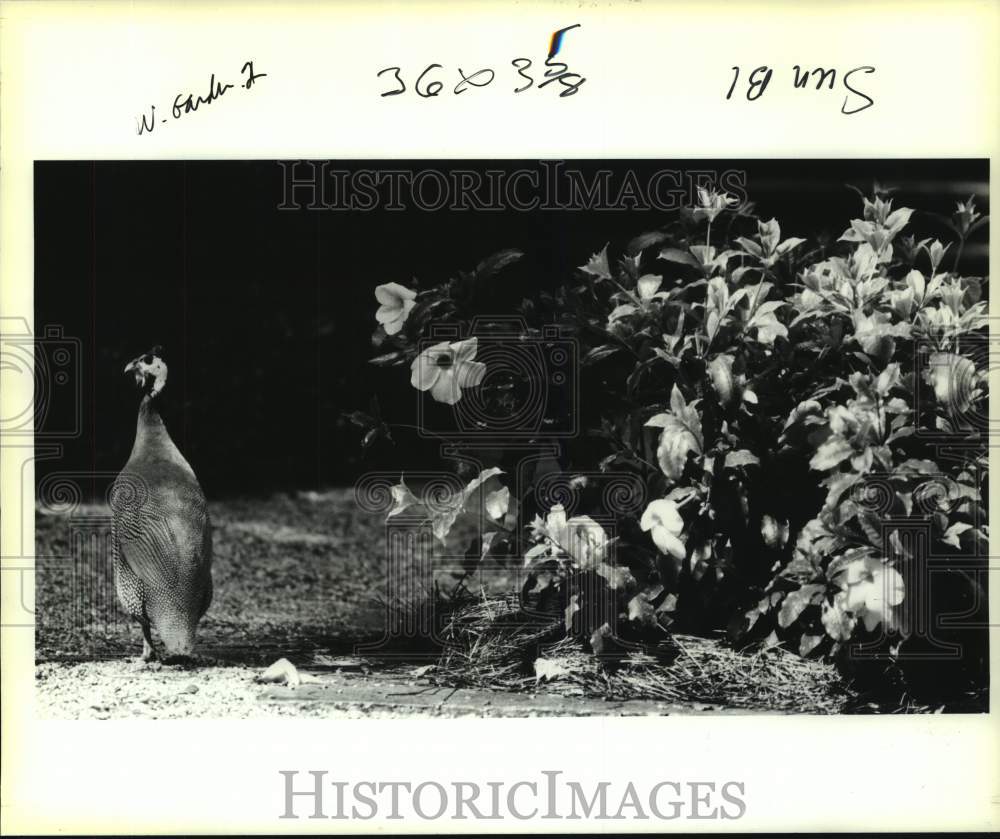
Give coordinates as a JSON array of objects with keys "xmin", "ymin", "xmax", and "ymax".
[
  {"xmin": 735, "ymin": 237, "xmax": 763, "ymax": 259},
  {"xmin": 758, "ymin": 218, "xmax": 781, "ymax": 253},
  {"xmin": 705, "ymin": 310, "xmax": 720, "ymax": 340},
  {"xmin": 564, "ymin": 594, "xmax": 581, "ymax": 632},
  {"xmin": 659, "ymin": 247, "xmax": 700, "ymax": 268},
  {"xmin": 775, "ymin": 237, "xmax": 806, "ymax": 257},
  {"xmin": 821, "ymin": 599, "xmax": 856, "ymax": 642},
  {"xmin": 579, "ymin": 243, "xmax": 612, "ymax": 280},
  {"xmin": 941, "ymin": 522, "xmax": 972, "ymax": 549},
  {"xmin": 475, "ymin": 249, "xmax": 524, "ymax": 281},
  {"xmin": 608, "ymin": 304, "xmax": 638, "ymax": 322},
  {"xmin": 637, "ymin": 274, "xmax": 664, "ymax": 300},
  {"xmin": 644, "ymin": 413, "xmax": 672, "ymax": 429},
  {"xmin": 643, "ymin": 386, "xmax": 704, "ymax": 483},
  {"xmin": 926, "ymin": 352, "xmax": 978, "ymax": 414},
  {"xmin": 429, "ymin": 467, "xmax": 504, "ymax": 544},
  {"xmin": 670, "ymin": 383, "xmax": 688, "ymax": 416},
  {"xmin": 896, "ymin": 458, "xmax": 941, "ymax": 475},
  {"xmin": 751, "ymin": 300, "xmax": 787, "ymax": 318},
  {"xmin": 346, "ymin": 410, "xmax": 374, "ymax": 427},
  {"xmin": 655, "ymin": 422, "xmax": 700, "ymax": 483},
  {"xmin": 810, "ymin": 437, "xmax": 854, "ymax": 471},
  {"xmin": 627, "ymin": 593, "xmax": 657, "ymax": 627},
  {"xmin": 431, "ymin": 508, "xmax": 461, "ymax": 544},
  {"xmin": 724, "ymin": 449, "xmax": 760, "ymax": 470},
  {"xmin": 875, "ymin": 362, "xmax": 902, "ymax": 396},
  {"xmin": 387, "ymin": 477, "xmax": 420, "ymax": 519},
  {"xmin": 583, "ymin": 344, "xmax": 622, "ymax": 366},
  {"xmin": 596, "ymin": 562, "xmax": 633, "ymax": 590},
  {"xmin": 589, "ymin": 623, "xmax": 614, "ymax": 655},
  {"xmin": 479, "ymin": 531, "xmax": 499, "ymax": 560},
  {"xmin": 627, "ymin": 231, "xmax": 669, "ymax": 256},
  {"xmin": 822, "ymin": 472, "xmax": 862, "ymax": 507},
  {"xmin": 799, "ymin": 634, "xmax": 824, "ymax": 657},
  {"xmin": 485, "ymin": 487, "xmax": 510, "ymax": 521},
  {"xmin": 626, "ymin": 357, "xmax": 659, "ymax": 396},
  {"xmin": 525, "ymin": 541, "xmax": 554, "ymax": 566},
  {"xmin": 369, "ymin": 349, "xmax": 409, "ymax": 367},
  {"xmin": 464, "ymin": 467, "xmax": 503, "ymax": 495},
  {"xmin": 884, "ymin": 206, "xmax": 914, "ymax": 236},
  {"xmin": 707, "ymin": 354, "xmax": 735, "ymax": 406},
  {"xmin": 778, "ymin": 583, "xmax": 825, "ymax": 628}
]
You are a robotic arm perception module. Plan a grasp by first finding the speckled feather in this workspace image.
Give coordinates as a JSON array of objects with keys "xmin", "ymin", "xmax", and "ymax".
[{"xmin": 112, "ymin": 392, "xmax": 212, "ymax": 658}]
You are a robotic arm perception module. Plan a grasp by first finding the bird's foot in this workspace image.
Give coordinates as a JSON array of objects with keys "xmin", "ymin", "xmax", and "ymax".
[
  {"xmin": 162, "ymin": 653, "xmax": 196, "ymax": 667},
  {"xmin": 140, "ymin": 639, "xmax": 158, "ymax": 663}
]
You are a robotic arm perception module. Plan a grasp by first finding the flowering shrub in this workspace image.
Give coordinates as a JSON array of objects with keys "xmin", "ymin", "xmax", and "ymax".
[{"xmin": 357, "ymin": 187, "xmax": 989, "ymax": 700}]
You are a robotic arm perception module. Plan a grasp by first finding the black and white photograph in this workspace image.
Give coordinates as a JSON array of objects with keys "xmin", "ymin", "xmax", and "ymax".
[
  {"xmin": 2, "ymin": 2, "xmax": 998, "ymax": 833},
  {"xmin": 31, "ymin": 158, "xmax": 989, "ymax": 718}
]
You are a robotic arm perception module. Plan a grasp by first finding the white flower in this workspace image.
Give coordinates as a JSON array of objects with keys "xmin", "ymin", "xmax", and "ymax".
[
  {"xmin": 834, "ymin": 555, "xmax": 905, "ymax": 632},
  {"xmin": 544, "ymin": 503, "xmax": 569, "ymax": 549},
  {"xmin": 692, "ymin": 187, "xmax": 738, "ymax": 223},
  {"xmin": 386, "ymin": 477, "xmax": 420, "ymax": 519},
  {"xmin": 524, "ymin": 503, "xmax": 609, "ymax": 570},
  {"xmin": 374, "ymin": 282, "xmax": 417, "ymax": 335},
  {"xmin": 563, "ymin": 515, "xmax": 609, "ymax": 570},
  {"xmin": 760, "ymin": 514, "xmax": 789, "ymax": 548},
  {"xmin": 640, "ymin": 498, "xmax": 685, "ymax": 559},
  {"xmin": 637, "ymin": 274, "xmax": 668, "ymax": 302},
  {"xmin": 410, "ymin": 337, "xmax": 486, "ymax": 405}
]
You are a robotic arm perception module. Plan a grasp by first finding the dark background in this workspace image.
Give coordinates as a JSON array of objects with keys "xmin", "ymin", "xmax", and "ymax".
[{"xmin": 33, "ymin": 159, "xmax": 988, "ymax": 497}]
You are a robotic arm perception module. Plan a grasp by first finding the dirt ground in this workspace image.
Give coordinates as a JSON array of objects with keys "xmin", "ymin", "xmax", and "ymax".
[
  {"xmin": 35, "ymin": 488, "xmax": 845, "ymax": 718},
  {"xmin": 36, "ymin": 489, "xmax": 713, "ymax": 718},
  {"xmin": 34, "ymin": 657, "xmax": 729, "ymax": 719},
  {"xmin": 36, "ymin": 490, "xmax": 393, "ymax": 664}
]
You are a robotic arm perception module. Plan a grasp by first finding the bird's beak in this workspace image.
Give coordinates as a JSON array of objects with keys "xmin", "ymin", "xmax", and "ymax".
[{"xmin": 123, "ymin": 357, "xmax": 145, "ymax": 388}]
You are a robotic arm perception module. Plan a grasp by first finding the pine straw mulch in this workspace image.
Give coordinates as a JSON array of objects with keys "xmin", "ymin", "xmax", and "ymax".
[{"xmin": 433, "ymin": 594, "xmax": 852, "ymax": 714}]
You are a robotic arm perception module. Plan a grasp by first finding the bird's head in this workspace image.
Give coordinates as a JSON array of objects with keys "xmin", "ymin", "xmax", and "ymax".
[{"xmin": 124, "ymin": 345, "xmax": 168, "ymax": 397}]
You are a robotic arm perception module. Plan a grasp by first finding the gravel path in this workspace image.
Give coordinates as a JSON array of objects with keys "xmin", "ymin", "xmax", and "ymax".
[
  {"xmin": 34, "ymin": 658, "xmax": 705, "ymax": 719},
  {"xmin": 33, "ymin": 489, "xmax": 538, "ymax": 719},
  {"xmin": 35, "ymin": 659, "xmax": 303, "ymax": 720},
  {"xmin": 33, "ymin": 488, "xmax": 826, "ymax": 718}
]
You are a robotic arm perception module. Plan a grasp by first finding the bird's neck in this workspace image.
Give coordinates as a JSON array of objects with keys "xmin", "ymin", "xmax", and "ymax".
[
  {"xmin": 134, "ymin": 394, "xmax": 175, "ymax": 455},
  {"xmin": 131, "ymin": 393, "xmax": 198, "ymax": 481}
]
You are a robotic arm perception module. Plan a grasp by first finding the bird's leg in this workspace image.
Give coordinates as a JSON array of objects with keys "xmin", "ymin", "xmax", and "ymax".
[{"xmin": 139, "ymin": 620, "xmax": 158, "ymax": 662}]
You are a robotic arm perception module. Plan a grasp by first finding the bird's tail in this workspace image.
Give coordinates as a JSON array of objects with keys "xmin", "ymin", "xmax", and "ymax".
[{"xmin": 157, "ymin": 610, "xmax": 199, "ymax": 660}]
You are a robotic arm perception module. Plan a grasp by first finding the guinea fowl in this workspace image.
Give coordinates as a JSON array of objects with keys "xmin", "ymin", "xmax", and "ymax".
[{"xmin": 111, "ymin": 346, "xmax": 212, "ymax": 662}]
